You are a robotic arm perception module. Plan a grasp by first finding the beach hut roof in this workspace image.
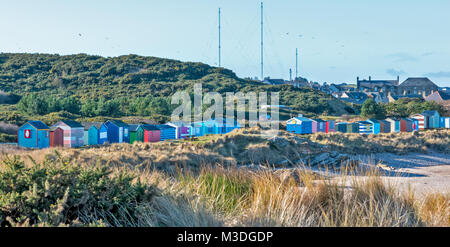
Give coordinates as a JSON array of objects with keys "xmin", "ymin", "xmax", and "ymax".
[
  {"xmin": 358, "ymin": 120, "xmax": 371, "ymax": 124},
  {"xmin": 367, "ymin": 118, "xmax": 380, "ymax": 123},
  {"xmin": 422, "ymin": 110, "xmax": 439, "ymax": 116},
  {"xmin": 106, "ymin": 119, "xmax": 129, "ymax": 127},
  {"xmin": 128, "ymin": 124, "xmax": 141, "ymax": 132},
  {"xmin": 386, "ymin": 117, "xmax": 401, "ymax": 121},
  {"xmin": 157, "ymin": 124, "xmax": 176, "ymax": 130},
  {"xmin": 288, "ymin": 117, "xmax": 313, "ymax": 122},
  {"xmin": 25, "ymin": 120, "xmax": 49, "ymax": 130},
  {"xmin": 57, "ymin": 120, "xmax": 83, "ymax": 128},
  {"xmin": 311, "ymin": 118, "xmax": 326, "ymax": 123},
  {"xmin": 141, "ymin": 125, "xmax": 160, "ymax": 131},
  {"xmin": 82, "ymin": 122, "xmax": 103, "ymax": 130}
]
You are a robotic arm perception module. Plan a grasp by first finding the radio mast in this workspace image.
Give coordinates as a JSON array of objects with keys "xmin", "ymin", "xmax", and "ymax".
[{"xmin": 218, "ymin": 8, "xmax": 221, "ymax": 67}]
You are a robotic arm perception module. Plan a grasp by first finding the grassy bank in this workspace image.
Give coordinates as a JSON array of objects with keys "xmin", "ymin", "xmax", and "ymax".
[
  {"xmin": 0, "ymin": 153, "xmax": 448, "ymax": 227},
  {"xmin": 307, "ymin": 129, "xmax": 450, "ymax": 154}
]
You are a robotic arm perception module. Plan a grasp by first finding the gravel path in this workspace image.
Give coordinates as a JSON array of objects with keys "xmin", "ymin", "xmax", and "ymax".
[{"xmin": 351, "ymin": 151, "xmax": 450, "ymax": 196}]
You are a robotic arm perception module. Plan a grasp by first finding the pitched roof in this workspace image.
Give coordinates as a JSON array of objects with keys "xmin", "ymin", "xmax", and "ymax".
[
  {"xmin": 156, "ymin": 124, "xmax": 176, "ymax": 130},
  {"xmin": 106, "ymin": 119, "xmax": 129, "ymax": 127},
  {"xmin": 288, "ymin": 117, "xmax": 313, "ymax": 122},
  {"xmin": 311, "ymin": 118, "xmax": 326, "ymax": 123},
  {"xmin": 27, "ymin": 120, "xmax": 49, "ymax": 130},
  {"xmin": 436, "ymin": 91, "xmax": 450, "ymax": 100},
  {"xmin": 399, "ymin": 77, "xmax": 438, "ymax": 88},
  {"xmin": 386, "ymin": 117, "xmax": 401, "ymax": 122},
  {"xmin": 358, "ymin": 120, "xmax": 372, "ymax": 125},
  {"xmin": 390, "ymin": 94, "xmax": 423, "ymax": 100},
  {"xmin": 128, "ymin": 124, "xmax": 141, "ymax": 132},
  {"xmin": 358, "ymin": 79, "xmax": 398, "ymax": 87},
  {"xmin": 82, "ymin": 122, "xmax": 103, "ymax": 130},
  {"xmin": 57, "ymin": 120, "xmax": 83, "ymax": 128},
  {"xmin": 140, "ymin": 124, "xmax": 160, "ymax": 131},
  {"xmin": 422, "ymin": 110, "xmax": 439, "ymax": 116},
  {"xmin": 344, "ymin": 92, "xmax": 368, "ymax": 99}
]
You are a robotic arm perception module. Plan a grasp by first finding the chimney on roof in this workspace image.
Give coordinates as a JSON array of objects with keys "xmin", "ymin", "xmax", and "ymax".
[
  {"xmin": 369, "ymin": 76, "xmax": 371, "ymax": 81},
  {"xmin": 397, "ymin": 75, "xmax": 400, "ymax": 82},
  {"xmin": 357, "ymin": 76, "xmax": 360, "ymax": 90}
]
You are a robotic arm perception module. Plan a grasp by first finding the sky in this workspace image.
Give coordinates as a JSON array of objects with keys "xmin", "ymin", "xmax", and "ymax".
[{"xmin": 1, "ymin": 0, "xmax": 450, "ymax": 86}]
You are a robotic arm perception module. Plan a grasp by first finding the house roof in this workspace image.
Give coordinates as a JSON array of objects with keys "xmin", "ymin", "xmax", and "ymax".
[
  {"xmin": 399, "ymin": 77, "xmax": 438, "ymax": 88},
  {"xmin": 264, "ymin": 78, "xmax": 285, "ymax": 85},
  {"xmin": 82, "ymin": 122, "xmax": 103, "ymax": 130},
  {"xmin": 57, "ymin": 120, "xmax": 83, "ymax": 128},
  {"xmin": 358, "ymin": 79, "xmax": 398, "ymax": 87},
  {"xmin": 344, "ymin": 92, "xmax": 368, "ymax": 99},
  {"xmin": 341, "ymin": 92, "xmax": 368, "ymax": 104},
  {"xmin": 433, "ymin": 91, "xmax": 450, "ymax": 101},
  {"xmin": 26, "ymin": 120, "xmax": 49, "ymax": 130},
  {"xmin": 439, "ymin": 91, "xmax": 450, "ymax": 100},
  {"xmin": 390, "ymin": 94, "xmax": 423, "ymax": 100}
]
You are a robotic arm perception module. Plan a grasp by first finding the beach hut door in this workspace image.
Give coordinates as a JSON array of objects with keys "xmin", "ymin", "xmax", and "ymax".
[{"xmin": 119, "ymin": 127, "xmax": 123, "ymax": 143}]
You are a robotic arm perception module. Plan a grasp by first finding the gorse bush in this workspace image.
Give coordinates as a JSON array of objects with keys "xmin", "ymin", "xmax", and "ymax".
[
  {"xmin": 0, "ymin": 153, "xmax": 155, "ymax": 227},
  {"xmin": 383, "ymin": 98, "xmax": 445, "ymax": 117}
]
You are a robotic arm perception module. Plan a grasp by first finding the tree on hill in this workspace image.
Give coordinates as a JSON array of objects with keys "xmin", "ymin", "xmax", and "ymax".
[{"xmin": 361, "ymin": 98, "xmax": 386, "ymax": 119}]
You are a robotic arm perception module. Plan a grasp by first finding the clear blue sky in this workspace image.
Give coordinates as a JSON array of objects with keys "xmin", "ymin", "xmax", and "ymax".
[{"xmin": 1, "ymin": 0, "xmax": 450, "ymax": 86}]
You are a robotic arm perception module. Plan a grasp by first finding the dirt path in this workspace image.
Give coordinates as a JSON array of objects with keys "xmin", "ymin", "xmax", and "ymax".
[{"xmin": 352, "ymin": 151, "xmax": 450, "ymax": 196}]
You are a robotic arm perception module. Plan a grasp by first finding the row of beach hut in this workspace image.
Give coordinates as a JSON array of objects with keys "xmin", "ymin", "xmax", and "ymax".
[
  {"xmin": 287, "ymin": 111, "xmax": 449, "ymax": 135},
  {"xmin": 17, "ymin": 118, "xmax": 241, "ymax": 149}
]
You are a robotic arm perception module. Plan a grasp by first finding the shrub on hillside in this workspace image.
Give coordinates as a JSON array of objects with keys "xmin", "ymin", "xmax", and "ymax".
[{"xmin": 0, "ymin": 153, "xmax": 156, "ymax": 227}]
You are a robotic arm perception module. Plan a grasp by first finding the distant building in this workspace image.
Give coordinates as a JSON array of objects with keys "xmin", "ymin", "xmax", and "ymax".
[
  {"xmin": 338, "ymin": 92, "xmax": 368, "ymax": 105},
  {"xmin": 387, "ymin": 93, "xmax": 423, "ymax": 102},
  {"xmin": 357, "ymin": 76, "xmax": 399, "ymax": 94},
  {"xmin": 262, "ymin": 77, "xmax": 286, "ymax": 85},
  {"xmin": 398, "ymin": 77, "xmax": 438, "ymax": 97},
  {"xmin": 365, "ymin": 92, "xmax": 389, "ymax": 103},
  {"xmin": 425, "ymin": 90, "xmax": 450, "ymax": 115},
  {"xmin": 425, "ymin": 90, "xmax": 450, "ymax": 103}
]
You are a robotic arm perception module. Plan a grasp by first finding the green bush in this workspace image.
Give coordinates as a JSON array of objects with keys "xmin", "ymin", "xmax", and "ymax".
[
  {"xmin": 361, "ymin": 99, "xmax": 386, "ymax": 119},
  {"xmin": 383, "ymin": 98, "xmax": 445, "ymax": 117},
  {"xmin": 0, "ymin": 133, "xmax": 16, "ymax": 143},
  {"xmin": 0, "ymin": 153, "xmax": 156, "ymax": 226}
]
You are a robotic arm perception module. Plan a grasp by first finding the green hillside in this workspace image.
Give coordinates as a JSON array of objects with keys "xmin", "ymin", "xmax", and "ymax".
[{"xmin": 0, "ymin": 53, "xmax": 355, "ymax": 125}]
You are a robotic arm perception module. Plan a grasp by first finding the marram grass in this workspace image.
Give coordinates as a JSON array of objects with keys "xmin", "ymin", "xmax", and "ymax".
[{"xmin": 0, "ymin": 151, "xmax": 448, "ymax": 227}]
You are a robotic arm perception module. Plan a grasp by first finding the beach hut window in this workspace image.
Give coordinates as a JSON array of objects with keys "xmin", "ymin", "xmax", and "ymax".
[{"xmin": 24, "ymin": 129, "xmax": 31, "ymax": 138}]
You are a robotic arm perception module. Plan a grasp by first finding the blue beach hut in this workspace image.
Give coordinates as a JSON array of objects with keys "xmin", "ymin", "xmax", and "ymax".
[
  {"xmin": 104, "ymin": 120, "xmax": 130, "ymax": 144},
  {"xmin": 156, "ymin": 124, "xmax": 177, "ymax": 141},
  {"xmin": 367, "ymin": 119, "xmax": 381, "ymax": 134},
  {"xmin": 286, "ymin": 117, "xmax": 314, "ymax": 134},
  {"xmin": 18, "ymin": 121, "xmax": 50, "ymax": 149}
]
